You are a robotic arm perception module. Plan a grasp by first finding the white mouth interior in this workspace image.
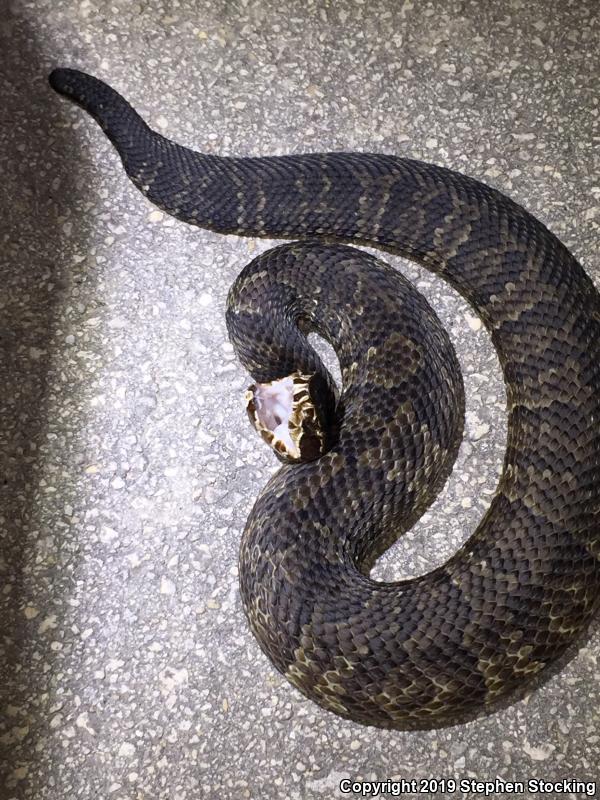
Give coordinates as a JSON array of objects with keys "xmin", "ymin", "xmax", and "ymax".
[{"xmin": 253, "ymin": 376, "xmax": 298, "ymax": 456}]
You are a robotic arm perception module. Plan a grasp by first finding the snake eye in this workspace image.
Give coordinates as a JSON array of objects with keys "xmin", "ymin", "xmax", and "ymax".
[{"xmin": 245, "ymin": 372, "xmax": 326, "ymax": 463}]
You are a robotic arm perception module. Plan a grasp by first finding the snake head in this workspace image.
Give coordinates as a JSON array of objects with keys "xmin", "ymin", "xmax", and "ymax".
[{"xmin": 245, "ymin": 372, "xmax": 327, "ymax": 463}]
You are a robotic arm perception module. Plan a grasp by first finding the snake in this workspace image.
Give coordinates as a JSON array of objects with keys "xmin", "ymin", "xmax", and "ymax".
[{"xmin": 48, "ymin": 68, "xmax": 600, "ymax": 730}]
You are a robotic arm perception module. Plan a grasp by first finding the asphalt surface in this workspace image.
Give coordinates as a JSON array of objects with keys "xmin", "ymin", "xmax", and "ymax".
[{"xmin": 1, "ymin": 1, "xmax": 599, "ymax": 798}]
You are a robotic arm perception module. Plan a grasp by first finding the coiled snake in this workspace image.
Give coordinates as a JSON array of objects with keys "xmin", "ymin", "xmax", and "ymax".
[{"xmin": 49, "ymin": 68, "xmax": 600, "ymax": 729}]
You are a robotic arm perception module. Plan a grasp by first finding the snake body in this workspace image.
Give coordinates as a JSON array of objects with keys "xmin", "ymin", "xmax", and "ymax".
[{"xmin": 49, "ymin": 68, "xmax": 600, "ymax": 729}]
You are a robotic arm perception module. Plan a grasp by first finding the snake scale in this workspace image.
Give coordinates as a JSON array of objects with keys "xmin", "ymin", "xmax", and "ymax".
[{"xmin": 49, "ymin": 68, "xmax": 600, "ymax": 729}]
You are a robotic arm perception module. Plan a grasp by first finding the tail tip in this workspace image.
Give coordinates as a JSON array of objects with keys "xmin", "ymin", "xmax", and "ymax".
[{"xmin": 49, "ymin": 67, "xmax": 76, "ymax": 95}]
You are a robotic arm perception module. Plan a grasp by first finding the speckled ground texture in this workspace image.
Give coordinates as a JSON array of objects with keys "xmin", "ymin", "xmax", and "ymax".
[{"xmin": 1, "ymin": 1, "xmax": 599, "ymax": 798}]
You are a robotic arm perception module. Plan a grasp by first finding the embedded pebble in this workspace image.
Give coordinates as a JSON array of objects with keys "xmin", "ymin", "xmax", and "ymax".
[
  {"xmin": 465, "ymin": 312, "xmax": 482, "ymax": 331},
  {"xmin": 471, "ymin": 423, "xmax": 490, "ymax": 440},
  {"xmin": 160, "ymin": 576, "xmax": 176, "ymax": 595},
  {"xmin": 118, "ymin": 742, "xmax": 136, "ymax": 758}
]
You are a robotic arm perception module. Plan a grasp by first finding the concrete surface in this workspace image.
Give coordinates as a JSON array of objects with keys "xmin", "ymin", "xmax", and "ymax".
[{"xmin": 1, "ymin": 1, "xmax": 599, "ymax": 798}]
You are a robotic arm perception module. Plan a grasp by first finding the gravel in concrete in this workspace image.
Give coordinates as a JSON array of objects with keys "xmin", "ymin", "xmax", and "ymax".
[{"xmin": 1, "ymin": 1, "xmax": 599, "ymax": 798}]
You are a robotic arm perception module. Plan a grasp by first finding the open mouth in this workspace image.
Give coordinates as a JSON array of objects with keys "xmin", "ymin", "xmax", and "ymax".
[{"xmin": 245, "ymin": 372, "xmax": 325, "ymax": 462}]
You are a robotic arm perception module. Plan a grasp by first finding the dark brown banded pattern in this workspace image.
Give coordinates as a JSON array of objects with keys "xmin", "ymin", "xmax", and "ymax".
[{"xmin": 48, "ymin": 68, "xmax": 600, "ymax": 729}]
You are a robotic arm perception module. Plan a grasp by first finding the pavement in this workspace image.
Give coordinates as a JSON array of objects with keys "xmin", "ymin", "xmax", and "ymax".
[{"xmin": 1, "ymin": 1, "xmax": 599, "ymax": 798}]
